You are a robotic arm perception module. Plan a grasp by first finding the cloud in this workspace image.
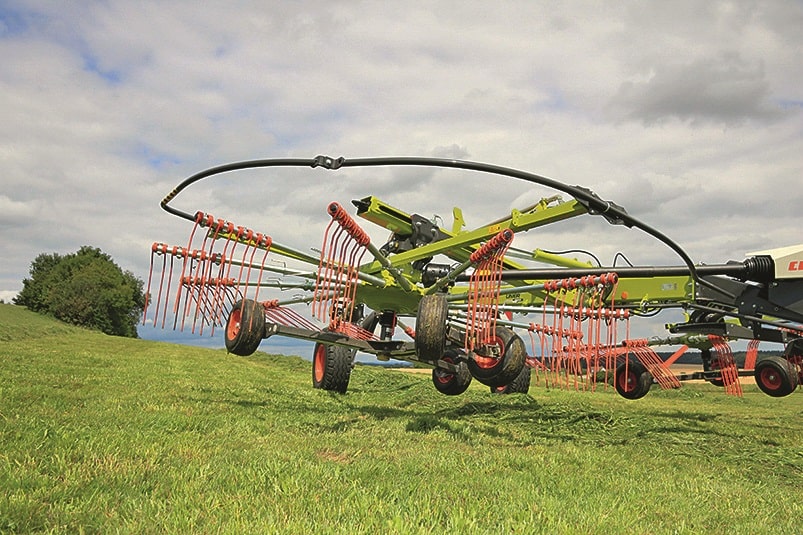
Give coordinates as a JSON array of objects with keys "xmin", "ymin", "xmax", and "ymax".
[
  {"xmin": 0, "ymin": 1, "xmax": 801, "ymax": 352},
  {"xmin": 609, "ymin": 52, "xmax": 784, "ymax": 126},
  {"xmin": 0, "ymin": 195, "xmax": 41, "ymax": 225}
]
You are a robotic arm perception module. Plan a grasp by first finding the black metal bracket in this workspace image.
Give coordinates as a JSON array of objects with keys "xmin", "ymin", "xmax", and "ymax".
[
  {"xmin": 311, "ymin": 155, "xmax": 345, "ymax": 169},
  {"xmin": 573, "ymin": 186, "xmax": 632, "ymax": 228}
]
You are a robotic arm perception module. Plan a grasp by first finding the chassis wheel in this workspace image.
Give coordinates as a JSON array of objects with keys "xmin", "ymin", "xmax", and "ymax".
[
  {"xmin": 492, "ymin": 365, "xmax": 531, "ymax": 394},
  {"xmin": 614, "ymin": 360, "xmax": 652, "ymax": 400},
  {"xmin": 707, "ymin": 357, "xmax": 736, "ymax": 387},
  {"xmin": 466, "ymin": 327, "xmax": 526, "ymax": 388},
  {"xmin": 225, "ymin": 299, "xmax": 265, "ymax": 356},
  {"xmin": 702, "ymin": 352, "xmax": 737, "ymax": 388},
  {"xmin": 432, "ymin": 349, "xmax": 472, "ymax": 396},
  {"xmin": 783, "ymin": 339, "xmax": 803, "ymax": 385},
  {"xmin": 312, "ymin": 343, "xmax": 355, "ymax": 393},
  {"xmin": 416, "ymin": 294, "xmax": 448, "ymax": 362},
  {"xmin": 754, "ymin": 356, "xmax": 799, "ymax": 398}
]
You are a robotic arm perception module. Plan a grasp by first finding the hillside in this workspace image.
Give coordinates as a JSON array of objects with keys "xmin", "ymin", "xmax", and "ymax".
[
  {"xmin": 1, "ymin": 304, "xmax": 802, "ymax": 534},
  {"xmin": 0, "ymin": 303, "xmax": 86, "ymax": 341}
]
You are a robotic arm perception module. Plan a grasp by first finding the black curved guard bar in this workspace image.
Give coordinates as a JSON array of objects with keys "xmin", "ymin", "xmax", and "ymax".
[{"xmin": 159, "ymin": 154, "xmax": 729, "ymax": 297}]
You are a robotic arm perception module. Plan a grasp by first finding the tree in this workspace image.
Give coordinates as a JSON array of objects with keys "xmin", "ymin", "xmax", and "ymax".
[{"xmin": 14, "ymin": 246, "xmax": 145, "ymax": 338}]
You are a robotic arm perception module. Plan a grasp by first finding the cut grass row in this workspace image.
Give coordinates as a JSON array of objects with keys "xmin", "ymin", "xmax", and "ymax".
[{"xmin": 1, "ymin": 304, "xmax": 802, "ymax": 534}]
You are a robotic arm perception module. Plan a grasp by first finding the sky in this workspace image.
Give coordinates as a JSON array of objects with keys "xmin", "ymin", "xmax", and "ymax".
[{"xmin": 1, "ymin": 1, "xmax": 801, "ymax": 356}]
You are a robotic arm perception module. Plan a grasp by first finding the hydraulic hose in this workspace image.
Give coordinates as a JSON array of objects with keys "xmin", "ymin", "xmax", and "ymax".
[{"xmin": 160, "ymin": 154, "xmax": 733, "ymax": 296}]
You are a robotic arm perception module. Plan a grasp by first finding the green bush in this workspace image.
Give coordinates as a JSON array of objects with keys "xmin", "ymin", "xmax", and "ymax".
[{"xmin": 14, "ymin": 246, "xmax": 145, "ymax": 337}]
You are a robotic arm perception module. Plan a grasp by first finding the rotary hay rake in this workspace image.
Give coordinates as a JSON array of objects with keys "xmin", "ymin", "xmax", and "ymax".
[{"xmin": 144, "ymin": 155, "xmax": 803, "ymax": 399}]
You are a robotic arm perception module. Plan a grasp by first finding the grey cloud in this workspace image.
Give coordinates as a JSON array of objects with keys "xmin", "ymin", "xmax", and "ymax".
[
  {"xmin": 610, "ymin": 52, "xmax": 785, "ymax": 126},
  {"xmin": 0, "ymin": 195, "xmax": 41, "ymax": 225}
]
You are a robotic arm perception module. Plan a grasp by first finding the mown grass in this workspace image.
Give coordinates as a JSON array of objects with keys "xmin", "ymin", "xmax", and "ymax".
[{"xmin": 1, "ymin": 303, "xmax": 802, "ymax": 534}]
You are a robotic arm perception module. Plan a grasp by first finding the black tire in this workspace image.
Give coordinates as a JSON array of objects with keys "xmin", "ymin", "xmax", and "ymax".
[
  {"xmin": 614, "ymin": 360, "xmax": 652, "ymax": 400},
  {"xmin": 703, "ymin": 355, "xmax": 739, "ymax": 388},
  {"xmin": 225, "ymin": 299, "xmax": 265, "ymax": 356},
  {"xmin": 432, "ymin": 349, "xmax": 472, "ymax": 396},
  {"xmin": 754, "ymin": 356, "xmax": 799, "ymax": 398},
  {"xmin": 706, "ymin": 358, "xmax": 727, "ymax": 387},
  {"xmin": 466, "ymin": 327, "xmax": 526, "ymax": 388},
  {"xmin": 416, "ymin": 294, "xmax": 448, "ymax": 362},
  {"xmin": 701, "ymin": 348, "xmax": 724, "ymax": 387},
  {"xmin": 491, "ymin": 365, "xmax": 531, "ymax": 394},
  {"xmin": 312, "ymin": 343, "xmax": 354, "ymax": 393},
  {"xmin": 783, "ymin": 339, "xmax": 803, "ymax": 385}
]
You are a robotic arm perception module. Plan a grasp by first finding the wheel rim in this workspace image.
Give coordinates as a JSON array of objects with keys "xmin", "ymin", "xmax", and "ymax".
[
  {"xmin": 434, "ymin": 356, "xmax": 455, "ymax": 384},
  {"xmin": 619, "ymin": 369, "xmax": 637, "ymax": 392},
  {"xmin": 759, "ymin": 367, "xmax": 782, "ymax": 390},
  {"xmin": 313, "ymin": 345, "xmax": 326, "ymax": 383},
  {"xmin": 226, "ymin": 307, "xmax": 242, "ymax": 341},
  {"xmin": 434, "ymin": 371, "xmax": 453, "ymax": 384},
  {"xmin": 473, "ymin": 336, "xmax": 504, "ymax": 370}
]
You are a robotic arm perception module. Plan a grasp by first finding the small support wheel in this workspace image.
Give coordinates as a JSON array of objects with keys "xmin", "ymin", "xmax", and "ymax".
[
  {"xmin": 466, "ymin": 327, "xmax": 526, "ymax": 388},
  {"xmin": 782, "ymin": 338, "xmax": 803, "ymax": 385},
  {"xmin": 415, "ymin": 294, "xmax": 448, "ymax": 362},
  {"xmin": 614, "ymin": 360, "xmax": 652, "ymax": 400},
  {"xmin": 491, "ymin": 365, "xmax": 531, "ymax": 394},
  {"xmin": 703, "ymin": 354, "xmax": 739, "ymax": 388},
  {"xmin": 225, "ymin": 299, "xmax": 265, "ymax": 356},
  {"xmin": 701, "ymin": 348, "xmax": 724, "ymax": 387},
  {"xmin": 754, "ymin": 356, "xmax": 798, "ymax": 398},
  {"xmin": 312, "ymin": 343, "xmax": 355, "ymax": 393},
  {"xmin": 706, "ymin": 357, "xmax": 733, "ymax": 387},
  {"xmin": 432, "ymin": 349, "xmax": 472, "ymax": 396}
]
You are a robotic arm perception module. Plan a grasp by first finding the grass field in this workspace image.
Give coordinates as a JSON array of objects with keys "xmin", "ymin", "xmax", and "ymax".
[{"xmin": 1, "ymin": 303, "xmax": 802, "ymax": 534}]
